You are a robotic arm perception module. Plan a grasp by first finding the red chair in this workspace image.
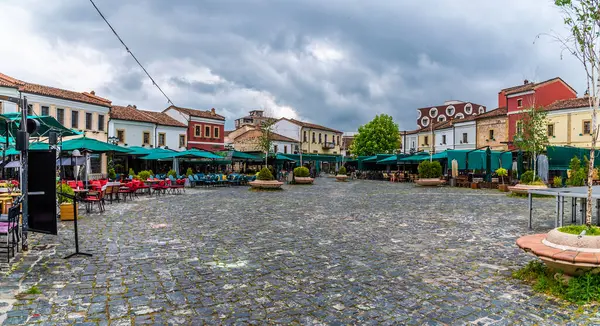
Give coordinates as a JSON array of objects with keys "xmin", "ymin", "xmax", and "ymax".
[
  {"xmin": 67, "ymin": 181, "xmax": 76, "ymax": 188},
  {"xmin": 167, "ymin": 179, "xmax": 185, "ymax": 194},
  {"xmin": 83, "ymin": 190, "xmax": 105, "ymax": 212}
]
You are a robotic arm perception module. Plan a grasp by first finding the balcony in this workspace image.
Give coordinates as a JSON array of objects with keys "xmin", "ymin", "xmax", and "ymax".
[{"xmin": 322, "ymin": 142, "xmax": 335, "ymax": 149}]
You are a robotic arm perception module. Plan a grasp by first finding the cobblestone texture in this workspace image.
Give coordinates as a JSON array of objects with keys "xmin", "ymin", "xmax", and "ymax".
[{"xmin": 1, "ymin": 179, "xmax": 598, "ymax": 324}]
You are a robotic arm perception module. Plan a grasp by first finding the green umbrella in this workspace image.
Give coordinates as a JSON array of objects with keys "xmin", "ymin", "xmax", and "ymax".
[
  {"xmin": 61, "ymin": 137, "xmax": 131, "ymax": 153},
  {"xmin": 0, "ymin": 113, "xmax": 81, "ymax": 138}
]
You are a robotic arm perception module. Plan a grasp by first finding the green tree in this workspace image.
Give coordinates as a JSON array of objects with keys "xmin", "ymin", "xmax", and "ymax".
[
  {"xmin": 553, "ymin": 0, "xmax": 600, "ymax": 226},
  {"xmin": 350, "ymin": 114, "xmax": 400, "ymax": 156},
  {"xmin": 514, "ymin": 106, "xmax": 548, "ymax": 183},
  {"xmin": 257, "ymin": 120, "xmax": 274, "ymax": 166}
]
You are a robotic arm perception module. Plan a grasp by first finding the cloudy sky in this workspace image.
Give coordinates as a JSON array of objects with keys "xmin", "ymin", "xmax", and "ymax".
[{"xmin": 0, "ymin": 0, "xmax": 585, "ymax": 131}]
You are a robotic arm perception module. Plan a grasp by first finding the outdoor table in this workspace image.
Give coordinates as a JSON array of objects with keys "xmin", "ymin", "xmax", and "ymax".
[
  {"xmin": 527, "ymin": 186, "xmax": 600, "ymax": 230},
  {"xmin": 72, "ymin": 189, "xmax": 89, "ymax": 201}
]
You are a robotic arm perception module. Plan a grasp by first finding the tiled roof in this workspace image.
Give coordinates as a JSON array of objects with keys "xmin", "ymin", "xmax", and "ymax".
[
  {"xmin": 501, "ymin": 77, "xmax": 576, "ymax": 96},
  {"xmin": 545, "ymin": 97, "xmax": 594, "ymax": 111},
  {"xmin": 111, "ymin": 105, "xmax": 186, "ymax": 127},
  {"xmin": 165, "ymin": 105, "xmax": 226, "ymax": 121},
  {"xmin": 474, "ymin": 107, "xmax": 507, "ymax": 119},
  {"xmin": 280, "ymin": 118, "xmax": 342, "ymax": 133},
  {"xmin": 236, "ymin": 129, "xmax": 299, "ymax": 143},
  {"xmin": 416, "ymin": 101, "xmax": 486, "ymax": 113},
  {"xmin": 0, "ymin": 72, "xmax": 112, "ymax": 107}
]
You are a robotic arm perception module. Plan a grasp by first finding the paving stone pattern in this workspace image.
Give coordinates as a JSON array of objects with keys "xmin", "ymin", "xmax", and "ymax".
[{"xmin": 1, "ymin": 179, "xmax": 598, "ymax": 325}]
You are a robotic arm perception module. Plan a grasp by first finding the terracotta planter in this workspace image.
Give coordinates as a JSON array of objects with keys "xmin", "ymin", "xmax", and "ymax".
[
  {"xmin": 335, "ymin": 175, "xmax": 348, "ymax": 182},
  {"xmin": 498, "ymin": 184, "xmax": 509, "ymax": 192},
  {"xmin": 470, "ymin": 182, "xmax": 479, "ymax": 189},
  {"xmin": 293, "ymin": 177, "xmax": 314, "ymax": 184},
  {"xmin": 249, "ymin": 180, "xmax": 283, "ymax": 189},
  {"xmin": 60, "ymin": 202, "xmax": 79, "ymax": 221},
  {"xmin": 415, "ymin": 178, "xmax": 445, "ymax": 186},
  {"xmin": 517, "ymin": 229, "xmax": 600, "ymax": 276},
  {"xmin": 508, "ymin": 184, "xmax": 548, "ymax": 195}
]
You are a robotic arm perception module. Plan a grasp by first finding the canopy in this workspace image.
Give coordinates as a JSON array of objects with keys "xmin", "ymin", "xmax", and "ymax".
[
  {"xmin": 398, "ymin": 152, "xmax": 430, "ymax": 162},
  {"xmin": 216, "ymin": 150, "xmax": 262, "ymax": 161},
  {"xmin": 140, "ymin": 148, "xmax": 222, "ymax": 160},
  {"xmin": 61, "ymin": 137, "xmax": 131, "ymax": 153},
  {"xmin": 0, "ymin": 113, "xmax": 81, "ymax": 138},
  {"xmin": 546, "ymin": 145, "xmax": 600, "ymax": 170},
  {"xmin": 280, "ymin": 153, "xmax": 339, "ymax": 163},
  {"xmin": 376, "ymin": 154, "xmax": 411, "ymax": 164},
  {"xmin": 446, "ymin": 149, "xmax": 511, "ymax": 170}
]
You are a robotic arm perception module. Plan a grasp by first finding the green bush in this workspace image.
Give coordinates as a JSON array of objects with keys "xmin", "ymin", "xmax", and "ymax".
[
  {"xmin": 108, "ymin": 168, "xmax": 116, "ymax": 180},
  {"xmin": 553, "ymin": 176, "xmax": 563, "ymax": 188},
  {"xmin": 293, "ymin": 166, "xmax": 310, "ymax": 177},
  {"xmin": 567, "ymin": 156, "xmax": 586, "ymax": 186},
  {"xmin": 418, "ymin": 160, "xmax": 442, "ymax": 179},
  {"xmin": 519, "ymin": 171, "xmax": 541, "ymax": 184},
  {"xmin": 257, "ymin": 167, "xmax": 274, "ymax": 181},
  {"xmin": 338, "ymin": 166, "xmax": 347, "ymax": 175},
  {"xmin": 148, "ymin": 170, "xmax": 154, "ymax": 176},
  {"xmin": 167, "ymin": 169, "xmax": 177, "ymax": 178},
  {"xmin": 128, "ymin": 168, "xmax": 135, "ymax": 177},
  {"xmin": 57, "ymin": 183, "xmax": 74, "ymax": 204},
  {"xmin": 138, "ymin": 170, "xmax": 151, "ymax": 181},
  {"xmin": 186, "ymin": 167, "xmax": 193, "ymax": 177},
  {"xmin": 495, "ymin": 168, "xmax": 508, "ymax": 177}
]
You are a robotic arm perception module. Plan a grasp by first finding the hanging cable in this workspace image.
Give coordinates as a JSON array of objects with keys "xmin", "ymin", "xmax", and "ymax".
[{"xmin": 88, "ymin": 0, "xmax": 175, "ymax": 106}]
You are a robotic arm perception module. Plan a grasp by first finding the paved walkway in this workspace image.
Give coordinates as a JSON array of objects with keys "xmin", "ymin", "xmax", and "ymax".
[{"xmin": 0, "ymin": 179, "xmax": 597, "ymax": 325}]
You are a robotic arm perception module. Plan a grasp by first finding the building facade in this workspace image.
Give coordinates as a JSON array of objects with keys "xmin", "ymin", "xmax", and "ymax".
[
  {"xmin": 108, "ymin": 105, "xmax": 187, "ymax": 150},
  {"xmin": 164, "ymin": 106, "xmax": 226, "ymax": 151},
  {"xmin": 234, "ymin": 110, "xmax": 273, "ymax": 129},
  {"xmin": 232, "ymin": 129, "xmax": 299, "ymax": 154},
  {"xmin": 272, "ymin": 118, "xmax": 342, "ymax": 155},
  {"xmin": 475, "ymin": 107, "xmax": 508, "ymax": 151},
  {"xmin": 416, "ymin": 100, "xmax": 486, "ymax": 129},
  {"xmin": 544, "ymin": 97, "xmax": 596, "ymax": 148}
]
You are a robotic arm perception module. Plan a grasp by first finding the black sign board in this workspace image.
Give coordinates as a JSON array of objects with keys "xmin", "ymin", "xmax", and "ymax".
[{"xmin": 28, "ymin": 149, "xmax": 57, "ymax": 235}]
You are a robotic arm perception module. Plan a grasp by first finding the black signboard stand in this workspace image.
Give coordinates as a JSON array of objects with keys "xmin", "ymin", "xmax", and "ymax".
[{"xmin": 57, "ymin": 192, "xmax": 92, "ymax": 259}]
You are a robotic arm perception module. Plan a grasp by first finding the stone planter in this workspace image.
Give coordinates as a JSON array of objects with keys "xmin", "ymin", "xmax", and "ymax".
[
  {"xmin": 498, "ymin": 184, "xmax": 509, "ymax": 192},
  {"xmin": 508, "ymin": 184, "xmax": 548, "ymax": 195},
  {"xmin": 336, "ymin": 175, "xmax": 348, "ymax": 182},
  {"xmin": 517, "ymin": 229, "xmax": 600, "ymax": 276},
  {"xmin": 293, "ymin": 177, "xmax": 314, "ymax": 184},
  {"xmin": 415, "ymin": 178, "xmax": 445, "ymax": 186},
  {"xmin": 249, "ymin": 180, "xmax": 283, "ymax": 190}
]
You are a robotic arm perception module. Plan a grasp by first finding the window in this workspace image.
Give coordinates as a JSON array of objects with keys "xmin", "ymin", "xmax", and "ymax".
[
  {"xmin": 312, "ymin": 132, "xmax": 316, "ymax": 143},
  {"xmin": 158, "ymin": 133, "xmax": 166, "ymax": 146},
  {"xmin": 195, "ymin": 125, "xmax": 202, "ymax": 137},
  {"xmin": 56, "ymin": 108, "xmax": 65, "ymax": 125},
  {"xmin": 319, "ymin": 133, "xmax": 322, "ymax": 143},
  {"xmin": 429, "ymin": 108, "xmax": 438, "ymax": 118},
  {"xmin": 41, "ymin": 106, "xmax": 49, "ymax": 116},
  {"xmin": 583, "ymin": 120, "xmax": 592, "ymax": 135},
  {"xmin": 442, "ymin": 135, "xmax": 446, "ymax": 145},
  {"xmin": 424, "ymin": 136, "xmax": 429, "ymax": 145},
  {"xmin": 116, "ymin": 129, "xmax": 125, "ymax": 143},
  {"xmin": 274, "ymin": 145, "xmax": 278, "ymax": 153},
  {"xmin": 421, "ymin": 116, "xmax": 430, "ymax": 127},
  {"xmin": 143, "ymin": 132, "xmax": 150, "ymax": 145},
  {"xmin": 214, "ymin": 127, "xmax": 219, "ymax": 139},
  {"xmin": 446, "ymin": 105, "xmax": 455, "ymax": 116},
  {"xmin": 27, "ymin": 104, "xmax": 33, "ymax": 115},
  {"xmin": 98, "ymin": 114, "xmax": 105, "ymax": 131},
  {"xmin": 464, "ymin": 103, "xmax": 473, "ymax": 115},
  {"xmin": 303, "ymin": 131, "xmax": 307, "ymax": 142},
  {"xmin": 438, "ymin": 115, "xmax": 446, "ymax": 122},
  {"xmin": 284, "ymin": 145, "xmax": 288, "ymax": 154},
  {"xmin": 517, "ymin": 99, "xmax": 523, "ymax": 108},
  {"xmin": 179, "ymin": 134, "xmax": 186, "ymax": 147},
  {"xmin": 332, "ymin": 136, "xmax": 335, "ymax": 146},
  {"xmin": 547, "ymin": 124, "xmax": 555, "ymax": 137},
  {"xmin": 411, "ymin": 141, "xmax": 415, "ymax": 149},
  {"xmin": 462, "ymin": 133, "xmax": 468, "ymax": 143},
  {"xmin": 85, "ymin": 112, "xmax": 92, "ymax": 130},
  {"xmin": 205, "ymin": 126, "xmax": 211, "ymax": 138},
  {"xmin": 71, "ymin": 110, "xmax": 79, "ymax": 129},
  {"xmin": 337, "ymin": 136, "xmax": 340, "ymax": 145},
  {"xmin": 516, "ymin": 121, "xmax": 523, "ymax": 135},
  {"xmin": 455, "ymin": 113, "xmax": 465, "ymax": 119},
  {"xmin": 324, "ymin": 134, "xmax": 328, "ymax": 143},
  {"xmin": 489, "ymin": 129, "xmax": 494, "ymax": 140}
]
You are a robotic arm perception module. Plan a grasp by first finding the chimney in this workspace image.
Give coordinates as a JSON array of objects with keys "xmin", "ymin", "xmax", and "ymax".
[
  {"xmin": 585, "ymin": 89, "xmax": 590, "ymax": 98},
  {"xmin": 524, "ymin": 79, "xmax": 529, "ymax": 85},
  {"xmin": 90, "ymin": 90, "xmax": 95, "ymax": 95},
  {"xmin": 211, "ymin": 108, "xmax": 216, "ymax": 115},
  {"xmin": 133, "ymin": 105, "xmax": 137, "ymax": 109}
]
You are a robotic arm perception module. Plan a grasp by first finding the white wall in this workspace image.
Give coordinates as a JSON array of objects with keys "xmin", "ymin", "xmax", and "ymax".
[
  {"xmin": 434, "ymin": 128, "xmax": 454, "ymax": 152},
  {"xmin": 164, "ymin": 108, "xmax": 189, "ymax": 125},
  {"xmin": 272, "ymin": 119, "xmax": 301, "ymax": 141},
  {"xmin": 403, "ymin": 134, "xmax": 418, "ymax": 153},
  {"xmin": 272, "ymin": 140, "xmax": 297, "ymax": 154},
  {"xmin": 108, "ymin": 119, "xmax": 155, "ymax": 147},
  {"xmin": 156, "ymin": 125, "xmax": 187, "ymax": 150},
  {"xmin": 453, "ymin": 121, "xmax": 476, "ymax": 150},
  {"xmin": 0, "ymin": 86, "xmax": 20, "ymax": 113}
]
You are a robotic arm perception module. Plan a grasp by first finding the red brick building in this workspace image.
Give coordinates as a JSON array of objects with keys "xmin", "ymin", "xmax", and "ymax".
[
  {"xmin": 500, "ymin": 78, "xmax": 577, "ymax": 149},
  {"xmin": 163, "ymin": 105, "xmax": 226, "ymax": 151}
]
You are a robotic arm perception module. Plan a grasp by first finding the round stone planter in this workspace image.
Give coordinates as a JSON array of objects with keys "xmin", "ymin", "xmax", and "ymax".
[
  {"xmin": 508, "ymin": 184, "xmax": 548, "ymax": 194},
  {"xmin": 517, "ymin": 229, "xmax": 600, "ymax": 276},
  {"xmin": 293, "ymin": 177, "xmax": 314, "ymax": 184},
  {"xmin": 335, "ymin": 175, "xmax": 348, "ymax": 182},
  {"xmin": 249, "ymin": 180, "xmax": 284, "ymax": 190},
  {"xmin": 415, "ymin": 178, "xmax": 445, "ymax": 186}
]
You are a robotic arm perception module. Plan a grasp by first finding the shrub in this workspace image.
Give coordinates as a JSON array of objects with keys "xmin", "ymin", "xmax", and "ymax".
[
  {"xmin": 108, "ymin": 168, "xmax": 116, "ymax": 180},
  {"xmin": 257, "ymin": 167, "xmax": 274, "ymax": 181},
  {"xmin": 148, "ymin": 170, "xmax": 154, "ymax": 176},
  {"xmin": 138, "ymin": 170, "xmax": 151, "ymax": 181},
  {"xmin": 553, "ymin": 176, "xmax": 563, "ymax": 188},
  {"xmin": 294, "ymin": 166, "xmax": 310, "ymax": 177},
  {"xmin": 57, "ymin": 183, "xmax": 74, "ymax": 204},
  {"xmin": 338, "ymin": 166, "xmax": 347, "ymax": 175},
  {"xmin": 167, "ymin": 169, "xmax": 177, "ymax": 178},
  {"xmin": 519, "ymin": 171, "xmax": 541, "ymax": 185},
  {"xmin": 418, "ymin": 161, "xmax": 442, "ymax": 179},
  {"xmin": 186, "ymin": 167, "xmax": 193, "ymax": 177},
  {"xmin": 128, "ymin": 168, "xmax": 135, "ymax": 177},
  {"xmin": 495, "ymin": 168, "xmax": 508, "ymax": 177}
]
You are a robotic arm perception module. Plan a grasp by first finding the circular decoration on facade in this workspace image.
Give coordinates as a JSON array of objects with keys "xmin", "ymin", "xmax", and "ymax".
[
  {"xmin": 429, "ymin": 108, "xmax": 438, "ymax": 118},
  {"xmin": 417, "ymin": 110, "xmax": 421, "ymax": 118},
  {"xmin": 464, "ymin": 103, "xmax": 473, "ymax": 115},
  {"xmin": 421, "ymin": 116, "xmax": 430, "ymax": 127},
  {"xmin": 446, "ymin": 105, "xmax": 456, "ymax": 116},
  {"xmin": 437, "ymin": 115, "xmax": 446, "ymax": 122},
  {"xmin": 479, "ymin": 106, "xmax": 485, "ymax": 114},
  {"xmin": 455, "ymin": 113, "xmax": 465, "ymax": 119}
]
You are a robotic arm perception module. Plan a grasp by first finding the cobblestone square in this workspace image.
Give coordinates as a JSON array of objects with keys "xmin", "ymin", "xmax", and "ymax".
[{"xmin": 1, "ymin": 179, "xmax": 597, "ymax": 324}]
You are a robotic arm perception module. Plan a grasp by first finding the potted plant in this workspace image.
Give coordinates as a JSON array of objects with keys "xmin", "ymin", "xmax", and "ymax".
[
  {"xmin": 507, "ymin": 170, "xmax": 547, "ymax": 194},
  {"xmin": 293, "ymin": 166, "xmax": 313, "ymax": 184},
  {"xmin": 138, "ymin": 170, "xmax": 151, "ymax": 181},
  {"xmin": 57, "ymin": 183, "xmax": 77, "ymax": 221},
  {"xmin": 552, "ymin": 176, "xmax": 563, "ymax": 188},
  {"xmin": 167, "ymin": 169, "xmax": 177, "ymax": 178},
  {"xmin": 128, "ymin": 168, "xmax": 135, "ymax": 178},
  {"xmin": 415, "ymin": 160, "xmax": 445, "ymax": 186},
  {"xmin": 496, "ymin": 168, "xmax": 509, "ymax": 192},
  {"xmin": 108, "ymin": 167, "xmax": 116, "ymax": 181},
  {"xmin": 336, "ymin": 166, "xmax": 348, "ymax": 182},
  {"xmin": 249, "ymin": 167, "xmax": 283, "ymax": 190}
]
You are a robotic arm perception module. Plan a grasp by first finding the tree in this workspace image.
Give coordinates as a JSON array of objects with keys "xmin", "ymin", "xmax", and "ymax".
[
  {"xmin": 349, "ymin": 114, "xmax": 400, "ymax": 156},
  {"xmin": 257, "ymin": 119, "xmax": 274, "ymax": 166},
  {"xmin": 553, "ymin": 0, "xmax": 600, "ymax": 226},
  {"xmin": 513, "ymin": 106, "xmax": 548, "ymax": 182}
]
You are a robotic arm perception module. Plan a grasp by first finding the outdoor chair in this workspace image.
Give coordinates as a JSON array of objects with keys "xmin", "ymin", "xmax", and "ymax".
[
  {"xmin": 152, "ymin": 181, "xmax": 168, "ymax": 195},
  {"xmin": 167, "ymin": 178, "xmax": 185, "ymax": 194},
  {"xmin": 83, "ymin": 190, "xmax": 105, "ymax": 213},
  {"xmin": 0, "ymin": 205, "xmax": 20, "ymax": 263}
]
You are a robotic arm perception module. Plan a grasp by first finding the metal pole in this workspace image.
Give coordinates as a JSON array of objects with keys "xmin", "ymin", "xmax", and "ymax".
[
  {"xmin": 555, "ymin": 195, "xmax": 560, "ymax": 228},
  {"xmin": 572, "ymin": 197, "xmax": 577, "ymax": 223},
  {"xmin": 559, "ymin": 195, "xmax": 564, "ymax": 227},
  {"xmin": 20, "ymin": 96, "xmax": 29, "ymax": 251},
  {"xmin": 528, "ymin": 192, "xmax": 533, "ymax": 230}
]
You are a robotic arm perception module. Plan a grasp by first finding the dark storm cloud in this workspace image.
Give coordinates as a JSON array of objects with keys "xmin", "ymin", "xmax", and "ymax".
[{"xmin": 25, "ymin": 0, "xmax": 585, "ymax": 131}]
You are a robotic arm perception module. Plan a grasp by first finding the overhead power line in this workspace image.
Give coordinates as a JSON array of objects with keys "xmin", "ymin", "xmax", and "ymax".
[{"xmin": 88, "ymin": 0, "xmax": 175, "ymax": 106}]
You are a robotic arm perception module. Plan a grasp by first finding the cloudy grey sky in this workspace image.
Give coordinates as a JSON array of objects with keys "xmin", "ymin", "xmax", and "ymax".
[{"xmin": 0, "ymin": 0, "xmax": 585, "ymax": 131}]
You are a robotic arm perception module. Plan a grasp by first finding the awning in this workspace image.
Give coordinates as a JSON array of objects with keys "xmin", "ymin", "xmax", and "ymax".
[
  {"xmin": 398, "ymin": 152, "xmax": 430, "ymax": 162},
  {"xmin": 140, "ymin": 148, "xmax": 222, "ymax": 160},
  {"xmin": 547, "ymin": 145, "xmax": 600, "ymax": 170},
  {"xmin": 446, "ymin": 149, "xmax": 512, "ymax": 170},
  {"xmin": 216, "ymin": 150, "xmax": 262, "ymax": 161},
  {"xmin": 61, "ymin": 137, "xmax": 131, "ymax": 153},
  {"xmin": 376, "ymin": 154, "xmax": 411, "ymax": 164}
]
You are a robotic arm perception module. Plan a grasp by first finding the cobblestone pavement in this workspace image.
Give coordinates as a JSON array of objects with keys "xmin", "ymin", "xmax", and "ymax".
[{"xmin": 0, "ymin": 179, "xmax": 598, "ymax": 325}]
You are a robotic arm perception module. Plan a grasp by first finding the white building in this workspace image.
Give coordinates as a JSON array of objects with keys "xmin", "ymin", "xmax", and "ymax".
[
  {"xmin": 108, "ymin": 105, "xmax": 187, "ymax": 150},
  {"xmin": 453, "ymin": 120, "xmax": 476, "ymax": 150}
]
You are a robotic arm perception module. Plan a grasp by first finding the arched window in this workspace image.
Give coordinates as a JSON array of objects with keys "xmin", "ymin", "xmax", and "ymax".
[
  {"xmin": 446, "ymin": 105, "xmax": 455, "ymax": 116},
  {"xmin": 421, "ymin": 116, "xmax": 430, "ymax": 127},
  {"xmin": 437, "ymin": 115, "xmax": 446, "ymax": 122},
  {"xmin": 455, "ymin": 113, "xmax": 465, "ymax": 119},
  {"xmin": 478, "ymin": 106, "xmax": 485, "ymax": 114},
  {"xmin": 429, "ymin": 108, "xmax": 438, "ymax": 118},
  {"xmin": 464, "ymin": 103, "xmax": 473, "ymax": 115}
]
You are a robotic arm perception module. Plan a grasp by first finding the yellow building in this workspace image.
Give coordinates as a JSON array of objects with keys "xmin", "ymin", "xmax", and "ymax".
[
  {"xmin": 545, "ymin": 98, "xmax": 594, "ymax": 148},
  {"xmin": 272, "ymin": 118, "xmax": 343, "ymax": 155}
]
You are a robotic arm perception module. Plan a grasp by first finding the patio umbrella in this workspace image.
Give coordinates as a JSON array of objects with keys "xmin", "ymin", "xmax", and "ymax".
[
  {"xmin": 485, "ymin": 147, "xmax": 492, "ymax": 182},
  {"xmin": 61, "ymin": 137, "xmax": 131, "ymax": 153},
  {"xmin": 451, "ymin": 159, "xmax": 458, "ymax": 178},
  {"xmin": 0, "ymin": 113, "xmax": 81, "ymax": 138}
]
